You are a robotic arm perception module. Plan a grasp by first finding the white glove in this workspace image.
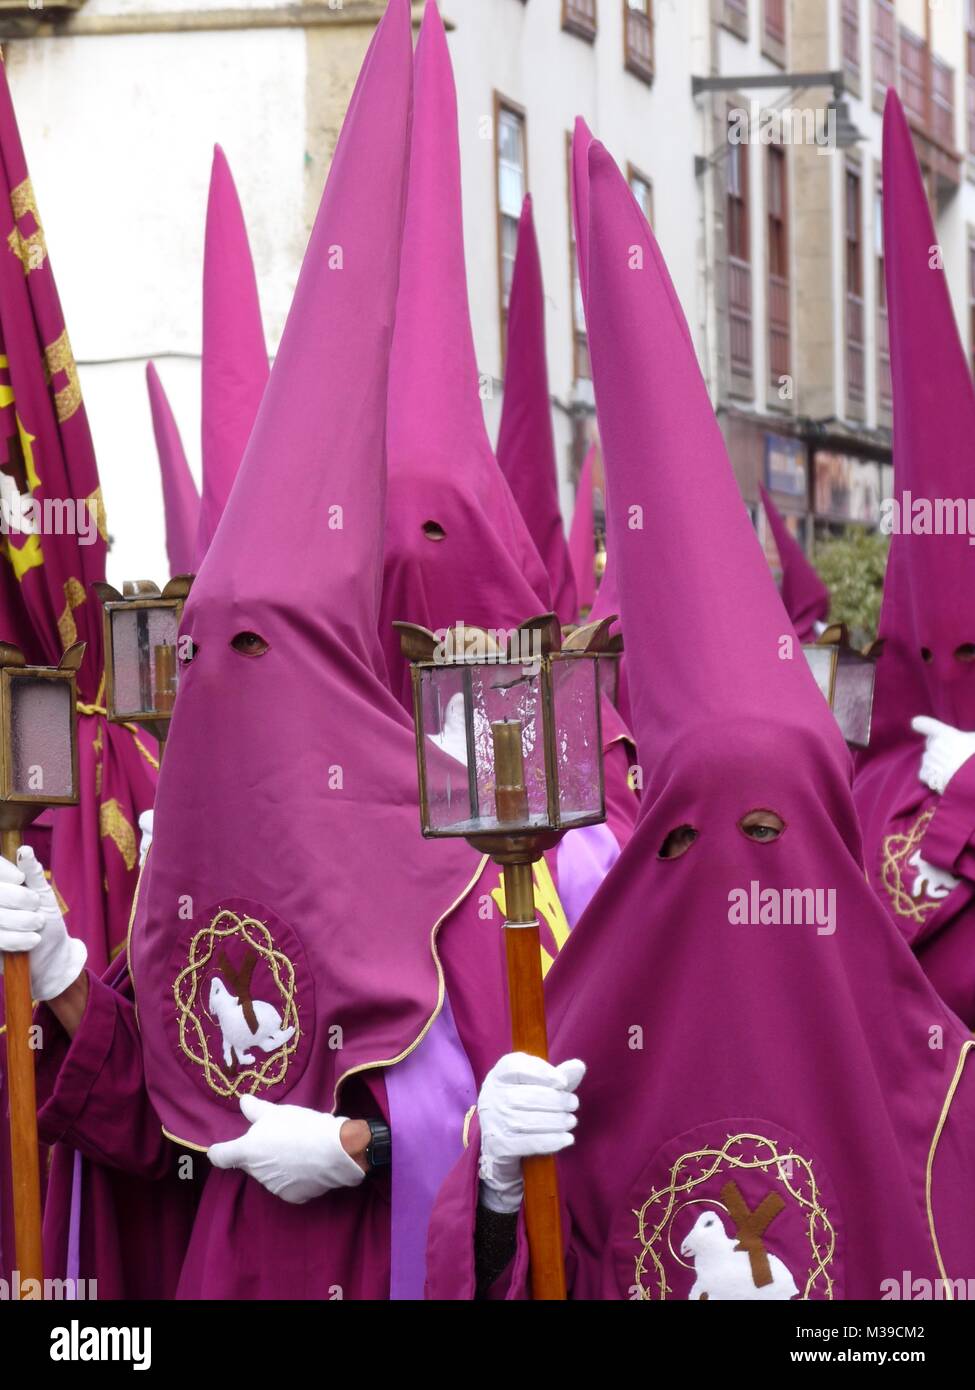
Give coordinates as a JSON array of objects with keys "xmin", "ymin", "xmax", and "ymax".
[
  {"xmin": 0, "ymin": 847, "xmax": 86, "ymax": 1002},
  {"xmin": 138, "ymin": 809, "xmax": 153, "ymax": 866},
  {"xmin": 908, "ymin": 849, "xmax": 959, "ymax": 900},
  {"xmin": 477, "ymin": 1052, "xmax": 585, "ymax": 1215},
  {"xmin": 207, "ymin": 1094, "xmax": 366, "ymax": 1204},
  {"xmin": 912, "ymin": 716, "xmax": 975, "ymax": 795}
]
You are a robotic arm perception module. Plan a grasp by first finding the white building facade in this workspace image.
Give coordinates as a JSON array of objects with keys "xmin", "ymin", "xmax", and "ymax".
[{"xmin": 2, "ymin": 0, "xmax": 974, "ymax": 583}]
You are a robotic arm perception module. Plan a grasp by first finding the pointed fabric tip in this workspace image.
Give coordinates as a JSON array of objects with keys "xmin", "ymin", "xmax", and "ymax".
[
  {"xmin": 381, "ymin": 0, "xmax": 552, "ymax": 702},
  {"xmin": 146, "ymin": 362, "xmax": 199, "ymax": 577},
  {"xmin": 568, "ymin": 445, "xmax": 597, "ymax": 613},
  {"xmin": 759, "ymin": 485, "xmax": 828, "ymax": 643},
  {"xmin": 193, "ymin": 0, "xmax": 413, "ymax": 675},
  {"xmin": 867, "ymin": 87, "xmax": 975, "ymax": 731},
  {"xmin": 586, "ymin": 141, "xmax": 846, "ymax": 776},
  {"xmin": 496, "ymin": 196, "xmax": 578, "ymax": 624},
  {"xmin": 197, "ymin": 144, "xmax": 269, "ymax": 565},
  {"xmin": 571, "ymin": 117, "xmax": 595, "ymax": 317}
]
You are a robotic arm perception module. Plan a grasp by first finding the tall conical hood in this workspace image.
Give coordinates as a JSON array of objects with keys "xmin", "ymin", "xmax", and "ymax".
[
  {"xmin": 760, "ymin": 484, "xmax": 829, "ymax": 642},
  {"xmin": 146, "ymin": 362, "xmax": 199, "ymax": 577},
  {"xmin": 196, "ymin": 145, "xmax": 269, "ymax": 564},
  {"xmin": 131, "ymin": 0, "xmax": 482, "ymax": 1151},
  {"xmin": 381, "ymin": 0, "xmax": 551, "ymax": 708},
  {"xmin": 568, "ymin": 444, "xmax": 597, "ymax": 613},
  {"xmin": 871, "ymin": 88, "xmax": 975, "ymax": 737},
  {"xmin": 586, "ymin": 143, "xmax": 848, "ymax": 786},
  {"xmin": 496, "ymin": 195, "xmax": 578, "ymax": 624}
]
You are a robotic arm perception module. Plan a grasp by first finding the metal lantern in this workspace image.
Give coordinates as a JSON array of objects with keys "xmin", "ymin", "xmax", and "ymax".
[
  {"xmin": 0, "ymin": 641, "xmax": 84, "ymax": 826},
  {"xmin": 397, "ymin": 610, "xmax": 617, "ymax": 1303},
  {"xmin": 94, "ymin": 576, "xmax": 193, "ymax": 750},
  {"xmin": 396, "ymin": 613, "xmax": 610, "ymax": 851},
  {"xmin": 0, "ymin": 639, "xmax": 85, "ymax": 1295},
  {"xmin": 804, "ymin": 623, "xmax": 883, "ymax": 750}
]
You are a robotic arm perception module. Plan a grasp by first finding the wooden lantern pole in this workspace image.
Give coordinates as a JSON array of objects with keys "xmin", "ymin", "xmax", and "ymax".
[
  {"xmin": 1, "ymin": 822, "xmax": 43, "ymax": 1291},
  {"xmin": 492, "ymin": 720, "xmax": 567, "ymax": 1301}
]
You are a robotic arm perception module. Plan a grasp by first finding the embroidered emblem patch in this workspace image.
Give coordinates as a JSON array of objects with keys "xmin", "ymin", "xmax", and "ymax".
[
  {"xmin": 620, "ymin": 1123, "xmax": 841, "ymax": 1301},
  {"xmin": 881, "ymin": 811, "xmax": 945, "ymax": 926},
  {"xmin": 170, "ymin": 899, "xmax": 313, "ymax": 1105}
]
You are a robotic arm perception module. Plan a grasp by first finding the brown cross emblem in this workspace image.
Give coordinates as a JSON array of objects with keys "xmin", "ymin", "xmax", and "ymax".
[
  {"xmin": 216, "ymin": 947, "xmax": 259, "ymax": 1035},
  {"xmin": 720, "ymin": 1180, "xmax": 786, "ymax": 1289}
]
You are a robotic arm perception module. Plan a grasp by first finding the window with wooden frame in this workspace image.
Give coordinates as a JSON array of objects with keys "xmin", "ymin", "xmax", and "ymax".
[
  {"xmin": 872, "ymin": 0, "xmax": 897, "ymax": 110},
  {"xmin": 763, "ymin": 0, "xmax": 785, "ymax": 64},
  {"xmin": 495, "ymin": 97, "xmax": 527, "ymax": 357},
  {"xmin": 842, "ymin": 0, "xmax": 860, "ymax": 87},
  {"xmin": 845, "ymin": 164, "xmax": 865, "ymax": 410},
  {"xmin": 876, "ymin": 183, "xmax": 892, "ymax": 413},
  {"xmin": 567, "ymin": 134, "xmax": 590, "ymax": 382},
  {"xmin": 563, "ymin": 0, "xmax": 597, "ymax": 42},
  {"xmin": 766, "ymin": 144, "xmax": 790, "ymax": 388},
  {"xmin": 898, "ymin": 26, "xmax": 926, "ymax": 126},
  {"xmin": 628, "ymin": 164, "xmax": 654, "ymax": 228},
  {"xmin": 727, "ymin": 114, "xmax": 753, "ymax": 385},
  {"xmin": 722, "ymin": 0, "xmax": 749, "ymax": 42},
  {"xmin": 931, "ymin": 54, "xmax": 956, "ymax": 151},
  {"xmin": 624, "ymin": 0, "xmax": 654, "ymax": 84}
]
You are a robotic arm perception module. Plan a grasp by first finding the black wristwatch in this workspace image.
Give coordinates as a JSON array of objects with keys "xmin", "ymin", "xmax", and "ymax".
[{"xmin": 364, "ymin": 1118, "xmax": 392, "ymax": 1172}]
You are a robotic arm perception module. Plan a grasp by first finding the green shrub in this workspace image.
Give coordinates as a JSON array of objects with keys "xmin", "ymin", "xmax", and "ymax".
[{"xmin": 813, "ymin": 527, "xmax": 889, "ymax": 648}]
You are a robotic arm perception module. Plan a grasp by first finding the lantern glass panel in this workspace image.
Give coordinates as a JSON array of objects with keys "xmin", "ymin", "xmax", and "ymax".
[
  {"xmin": 469, "ymin": 660, "xmax": 547, "ymax": 831},
  {"xmin": 803, "ymin": 645, "xmax": 835, "ymax": 705},
  {"xmin": 9, "ymin": 676, "xmax": 74, "ymax": 799},
  {"xmin": 550, "ymin": 655, "xmax": 603, "ymax": 825},
  {"xmin": 111, "ymin": 606, "xmax": 180, "ymax": 718},
  {"xmin": 833, "ymin": 651, "xmax": 876, "ymax": 749},
  {"xmin": 417, "ymin": 663, "xmax": 475, "ymax": 832}
]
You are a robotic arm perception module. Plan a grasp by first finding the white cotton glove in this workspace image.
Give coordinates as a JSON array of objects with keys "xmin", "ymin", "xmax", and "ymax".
[
  {"xmin": 0, "ymin": 847, "xmax": 86, "ymax": 1002},
  {"xmin": 207, "ymin": 1095, "xmax": 366, "ymax": 1204},
  {"xmin": 908, "ymin": 849, "xmax": 959, "ymax": 900},
  {"xmin": 138, "ymin": 809, "xmax": 153, "ymax": 867},
  {"xmin": 912, "ymin": 717, "xmax": 975, "ymax": 795},
  {"xmin": 477, "ymin": 1052, "xmax": 585, "ymax": 1215}
]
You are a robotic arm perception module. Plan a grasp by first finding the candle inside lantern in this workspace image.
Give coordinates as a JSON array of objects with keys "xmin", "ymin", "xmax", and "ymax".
[
  {"xmin": 153, "ymin": 643, "xmax": 177, "ymax": 713},
  {"xmin": 492, "ymin": 719, "xmax": 529, "ymax": 824}
]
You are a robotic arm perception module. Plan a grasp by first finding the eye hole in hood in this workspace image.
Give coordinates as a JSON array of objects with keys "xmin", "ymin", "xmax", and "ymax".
[
  {"xmin": 231, "ymin": 631, "xmax": 270, "ymax": 658},
  {"xmin": 738, "ymin": 809, "xmax": 785, "ymax": 843},
  {"xmin": 422, "ymin": 520, "xmax": 446, "ymax": 542},
  {"xmin": 658, "ymin": 825, "xmax": 698, "ymax": 860}
]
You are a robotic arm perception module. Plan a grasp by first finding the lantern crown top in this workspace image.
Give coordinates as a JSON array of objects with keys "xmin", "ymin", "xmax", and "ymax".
[
  {"xmin": 94, "ymin": 576, "xmax": 194, "ymax": 607},
  {"xmin": 813, "ymin": 623, "xmax": 884, "ymax": 662},
  {"xmin": 0, "ymin": 642, "xmax": 86, "ymax": 673},
  {"xmin": 394, "ymin": 612, "xmax": 621, "ymax": 666}
]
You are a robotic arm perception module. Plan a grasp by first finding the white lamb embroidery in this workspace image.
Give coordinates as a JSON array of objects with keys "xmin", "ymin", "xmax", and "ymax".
[{"xmin": 208, "ymin": 975, "xmax": 295, "ymax": 1068}]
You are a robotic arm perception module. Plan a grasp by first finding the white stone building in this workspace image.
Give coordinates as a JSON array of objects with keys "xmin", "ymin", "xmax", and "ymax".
[{"xmin": 2, "ymin": 0, "xmax": 974, "ymax": 583}]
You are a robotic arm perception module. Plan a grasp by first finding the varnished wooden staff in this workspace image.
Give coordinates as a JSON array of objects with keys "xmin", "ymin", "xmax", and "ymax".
[
  {"xmin": 1, "ymin": 823, "xmax": 42, "ymax": 1290},
  {"xmin": 492, "ymin": 722, "xmax": 567, "ymax": 1301}
]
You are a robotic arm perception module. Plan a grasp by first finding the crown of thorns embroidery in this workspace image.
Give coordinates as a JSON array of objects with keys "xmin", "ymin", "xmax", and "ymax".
[
  {"xmin": 173, "ymin": 909, "xmax": 301, "ymax": 1100},
  {"xmin": 632, "ymin": 1132, "xmax": 836, "ymax": 1301}
]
